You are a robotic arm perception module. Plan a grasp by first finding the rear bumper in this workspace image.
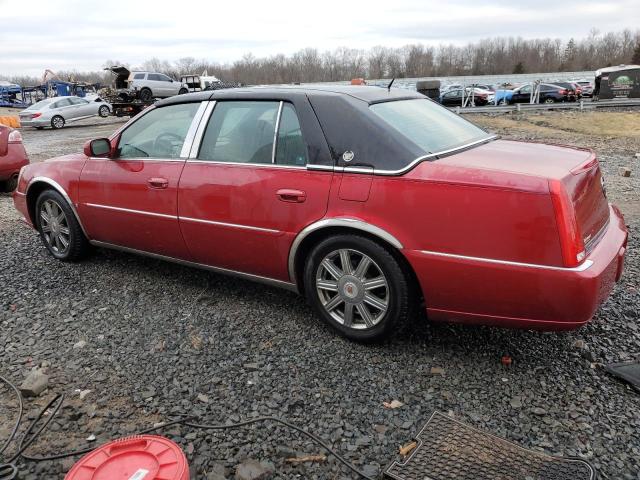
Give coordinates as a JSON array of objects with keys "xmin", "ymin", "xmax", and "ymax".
[
  {"xmin": 406, "ymin": 204, "xmax": 628, "ymax": 330},
  {"xmin": 0, "ymin": 146, "xmax": 29, "ymax": 181},
  {"xmin": 20, "ymin": 118, "xmax": 49, "ymax": 127}
]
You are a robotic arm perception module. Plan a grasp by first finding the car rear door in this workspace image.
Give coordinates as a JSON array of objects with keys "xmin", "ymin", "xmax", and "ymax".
[
  {"xmin": 78, "ymin": 101, "xmax": 206, "ymax": 259},
  {"xmin": 178, "ymin": 97, "xmax": 333, "ymax": 282}
]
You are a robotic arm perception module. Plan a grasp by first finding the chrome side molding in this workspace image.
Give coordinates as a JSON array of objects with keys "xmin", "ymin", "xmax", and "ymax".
[
  {"xmin": 90, "ymin": 240, "xmax": 299, "ymax": 292},
  {"xmin": 419, "ymin": 249, "xmax": 594, "ymax": 272}
]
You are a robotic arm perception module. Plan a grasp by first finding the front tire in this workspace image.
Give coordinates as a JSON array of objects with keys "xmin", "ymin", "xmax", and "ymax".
[
  {"xmin": 35, "ymin": 190, "xmax": 89, "ymax": 261},
  {"xmin": 51, "ymin": 115, "xmax": 65, "ymax": 129},
  {"xmin": 178, "ymin": 88, "xmax": 188, "ymax": 95},
  {"xmin": 139, "ymin": 88, "xmax": 153, "ymax": 102},
  {"xmin": 304, "ymin": 234, "xmax": 415, "ymax": 342},
  {"xmin": 98, "ymin": 105, "xmax": 110, "ymax": 117},
  {"xmin": 544, "ymin": 97, "xmax": 556, "ymax": 104}
]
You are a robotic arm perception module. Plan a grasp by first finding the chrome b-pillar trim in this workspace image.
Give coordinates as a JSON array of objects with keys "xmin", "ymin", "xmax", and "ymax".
[{"xmin": 288, "ymin": 218, "xmax": 404, "ymax": 284}]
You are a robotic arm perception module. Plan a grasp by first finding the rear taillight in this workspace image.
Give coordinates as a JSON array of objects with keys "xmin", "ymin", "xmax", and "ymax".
[
  {"xmin": 8, "ymin": 130, "xmax": 22, "ymax": 143},
  {"xmin": 549, "ymin": 179, "xmax": 585, "ymax": 267},
  {"xmin": 558, "ymin": 89, "xmax": 568, "ymax": 95},
  {"xmin": 31, "ymin": 113, "xmax": 42, "ymax": 119}
]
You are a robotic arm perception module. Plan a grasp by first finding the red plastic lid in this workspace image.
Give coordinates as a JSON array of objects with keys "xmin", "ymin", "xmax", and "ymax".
[{"xmin": 65, "ymin": 435, "xmax": 189, "ymax": 480}]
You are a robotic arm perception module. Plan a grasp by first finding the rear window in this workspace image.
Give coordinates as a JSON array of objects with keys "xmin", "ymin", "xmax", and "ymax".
[
  {"xmin": 370, "ymin": 99, "xmax": 490, "ymax": 154},
  {"xmin": 24, "ymin": 99, "xmax": 55, "ymax": 111}
]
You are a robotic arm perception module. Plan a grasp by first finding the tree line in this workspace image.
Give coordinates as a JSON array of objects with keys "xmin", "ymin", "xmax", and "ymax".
[{"xmin": 5, "ymin": 29, "xmax": 640, "ymax": 87}]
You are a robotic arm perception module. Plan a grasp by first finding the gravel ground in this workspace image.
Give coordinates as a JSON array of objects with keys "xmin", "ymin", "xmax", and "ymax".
[{"xmin": 1, "ymin": 111, "xmax": 639, "ymax": 479}]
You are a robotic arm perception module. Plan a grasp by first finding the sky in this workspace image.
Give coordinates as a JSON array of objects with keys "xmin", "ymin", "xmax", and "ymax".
[{"xmin": 1, "ymin": 0, "xmax": 639, "ymax": 76}]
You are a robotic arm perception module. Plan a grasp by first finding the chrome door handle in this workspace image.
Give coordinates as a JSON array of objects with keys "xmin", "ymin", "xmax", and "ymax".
[
  {"xmin": 147, "ymin": 177, "xmax": 169, "ymax": 189},
  {"xmin": 276, "ymin": 189, "xmax": 306, "ymax": 203}
]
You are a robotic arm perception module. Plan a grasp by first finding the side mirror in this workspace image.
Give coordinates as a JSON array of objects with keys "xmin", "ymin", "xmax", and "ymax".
[{"xmin": 84, "ymin": 138, "xmax": 112, "ymax": 158}]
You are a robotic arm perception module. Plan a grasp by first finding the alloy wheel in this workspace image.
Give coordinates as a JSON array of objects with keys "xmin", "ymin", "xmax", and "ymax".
[
  {"xmin": 39, "ymin": 199, "xmax": 70, "ymax": 255},
  {"xmin": 315, "ymin": 248, "xmax": 389, "ymax": 329},
  {"xmin": 52, "ymin": 116, "xmax": 64, "ymax": 128}
]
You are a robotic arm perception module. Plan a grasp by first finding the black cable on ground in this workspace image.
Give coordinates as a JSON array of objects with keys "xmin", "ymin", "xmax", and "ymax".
[
  {"xmin": 0, "ymin": 375, "xmax": 23, "ymax": 456},
  {"xmin": 0, "ymin": 374, "xmax": 376, "ymax": 479}
]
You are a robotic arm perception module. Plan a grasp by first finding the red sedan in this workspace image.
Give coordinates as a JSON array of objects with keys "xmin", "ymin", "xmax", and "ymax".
[
  {"xmin": 0, "ymin": 125, "xmax": 29, "ymax": 192},
  {"xmin": 12, "ymin": 86, "xmax": 627, "ymax": 341}
]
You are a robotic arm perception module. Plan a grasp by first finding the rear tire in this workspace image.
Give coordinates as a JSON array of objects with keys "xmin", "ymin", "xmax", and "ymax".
[
  {"xmin": 303, "ymin": 234, "xmax": 416, "ymax": 342},
  {"xmin": 35, "ymin": 190, "xmax": 89, "ymax": 261},
  {"xmin": 51, "ymin": 115, "xmax": 65, "ymax": 129},
  {"xmin": 139, "ymin": 88, "xmax": 153, "ymax": 102}
]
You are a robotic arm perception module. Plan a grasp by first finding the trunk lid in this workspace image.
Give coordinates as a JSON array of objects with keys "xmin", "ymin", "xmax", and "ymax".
[{"xmin": 438, "ymin": 139, "xmax": 610, "ymax": 259}]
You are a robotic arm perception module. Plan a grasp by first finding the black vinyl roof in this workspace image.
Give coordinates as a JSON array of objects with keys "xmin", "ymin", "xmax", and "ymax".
[
  {"xmin": 157, "ymin": 85, "xmax": 424, "ymax": 107},
  {"xmin": 155, "ymin": 85, "xmax": 432, "ymax": 172}
]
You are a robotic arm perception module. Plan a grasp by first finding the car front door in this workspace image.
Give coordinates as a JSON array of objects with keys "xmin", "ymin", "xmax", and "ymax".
[
  {"xmin": 178, "ymin": 98, "xmax": 333, "ymax": 282},
  {"xmin": 78, "ymin": 101, "xmax": 205, "ymax": 259},
  {"xmin": 70, "ymin": 97, "xmax": 94, "ymax": 118}
]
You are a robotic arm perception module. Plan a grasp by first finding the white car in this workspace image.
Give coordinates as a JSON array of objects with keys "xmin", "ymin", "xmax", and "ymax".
[
  {"xmin": 19, "ymin": 96, "xmax": 112, "ymax": 129},
  {"xmin": 105, "ymin": 67, "xmax": 189, "ymax": 102}
]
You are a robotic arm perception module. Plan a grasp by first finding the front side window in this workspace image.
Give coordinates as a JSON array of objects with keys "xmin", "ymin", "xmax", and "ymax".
[
  {"xmin": 117, "ymin": 103, "xmax": 200, "ymax": 159},
  {"xmin": 148, "ymin": 73, "xmax": 162, "ymax": 81},
  {"xmin": 198, "ymin": 101, "xmax": 279, "ymax": 164},
  {"xmin": 159, "ymin": 74, "xmax": 172, "ymax": 82},
  {"xmin": 370, "ymin": 99, "xmax": 490, "ymax": 154}
]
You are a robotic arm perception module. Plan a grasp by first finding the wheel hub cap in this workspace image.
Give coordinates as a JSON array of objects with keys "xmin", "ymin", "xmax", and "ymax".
[
  {"xmin": 338, "ymin": 276, "xmax": 364, "ymax": 303},
  {"xmin": 315, "ymin": 248, "xmax": 389, "ymax": 330}
]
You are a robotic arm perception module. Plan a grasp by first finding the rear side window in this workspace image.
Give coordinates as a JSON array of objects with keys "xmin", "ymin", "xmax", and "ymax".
[
  {"xmin": 53, "ymin": 98, "xmax": 72, "ymax": 108},
  {"xmin": 117, "ymin": 103, "xmax": 200, "ymax": 159},
  {"xmin": 370, "ymin": 99, "xmax": 489, "ymax": 154},
  {"xmin": 148, "ymin": 74, "xmax": 162, "ymax": 81},
  {"xmin": 198, "ymin": 101, "xmax": 279, "ymax": 164},
  {"xmin": 133, "ymin": 73, "xmax": 145, "ymax": 80},
  {"xmin": 275, "ymin": 103, "xmax": 307, "ymax": 166}
]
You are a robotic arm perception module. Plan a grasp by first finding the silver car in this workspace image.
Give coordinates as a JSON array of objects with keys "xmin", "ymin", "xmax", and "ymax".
[{"xmin": 19, "ymin": 96, "xmax": 112, "ymax": 129}]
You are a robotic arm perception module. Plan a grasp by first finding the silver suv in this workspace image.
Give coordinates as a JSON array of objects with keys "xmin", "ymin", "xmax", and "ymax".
[{"xmin": 106, "ymin": 66, "xmax": 188, "ymax": 102}]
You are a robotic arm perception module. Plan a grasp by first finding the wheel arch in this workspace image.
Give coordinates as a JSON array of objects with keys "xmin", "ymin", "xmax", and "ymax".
[
  {"xmin": 26, "ymin": 177, "xmax": 89, "ymax": 238},
  {"xmin": 288, "ymin": 218, "xmax": 419, "ymax": 293}
]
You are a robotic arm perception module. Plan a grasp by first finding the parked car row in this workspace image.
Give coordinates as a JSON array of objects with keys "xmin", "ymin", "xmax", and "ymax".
[{"xmin": 437, "ymin": 79, "xmax": 594, "ymax": 106}]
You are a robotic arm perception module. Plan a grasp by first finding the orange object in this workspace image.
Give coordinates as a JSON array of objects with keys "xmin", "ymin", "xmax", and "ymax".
[
  {"xmin": 65, "ymin": 435, "xmax": 189, "ymax": 480},
  {"xmin": 350, "ymin": 78, "xmax": 366, "ymax": 85}
]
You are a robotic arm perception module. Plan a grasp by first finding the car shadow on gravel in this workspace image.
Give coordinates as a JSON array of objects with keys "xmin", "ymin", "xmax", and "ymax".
[{"xmin": 87, "ymin": 245, "xmax": 573, "ymax": 359}]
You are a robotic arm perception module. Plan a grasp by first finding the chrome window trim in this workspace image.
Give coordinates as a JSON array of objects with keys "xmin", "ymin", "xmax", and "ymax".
[
  {"xmin": 185, "ymin": 159, "xmax": 307, "ymax": 170},
  {"xmin": 89, "ymin": 240, "xmax": 298, "ymax": 292},
  {"xmin": 287, "ymin": 218, "xmax": 404, "ymax": 283},
  {"xmin": 109, "ymin": 105, "xmax": 156, "ymax": 139},
  {"xmin": 88, "ymin": 157, "xmax": 185, "ymax": 163},
  {"xmin": 180, "ymin": 101, "xmax": 210, "ymax": 158},
  {"xmin": 180, "ymin": 216, "xmax": 281, "ymax": 234},
  {"xmin": 272, "ymin": 101, "xmax": 284, "ymax": 163},
  {"xmin": 418, "ymin": 249, "xmax": 594, "ymax": 272},
  {"xmin": 188, "ymin": 101, "xmax": 216, "ymax": 159},
  {"xmin": 26, "ymin": 177, "xmax": 89, "ymax": 238},
  {"xmin": 84, "ymin": 203, "xmax": 176, "ymax": 220},
  {"xmin": 374, "ymin": 135, "xmax": 498, "ymax": 175},
  {"xmin": 306, "ymin": 164, "xmax": 334, "ymax": 172}
]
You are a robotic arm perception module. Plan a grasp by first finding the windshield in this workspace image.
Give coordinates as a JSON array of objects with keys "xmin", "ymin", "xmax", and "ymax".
[
  {"xmin": 25, "ymin": 99, "xmax": 55, "ymax": 111},
  {"xmin": 370, "ymin": 99, "xmax": 491, "ymax": 154}
]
